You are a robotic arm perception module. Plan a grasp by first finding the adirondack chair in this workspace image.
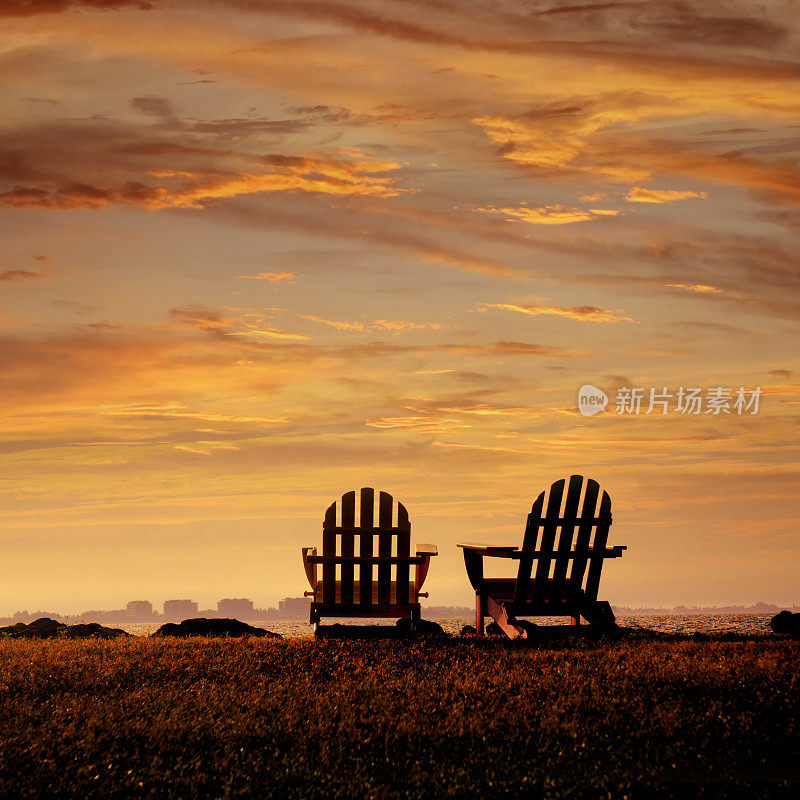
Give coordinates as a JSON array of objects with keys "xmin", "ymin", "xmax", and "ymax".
[
  {"xmin": 302, "ymin": 488, "xmax": 437, "ymax": 625},
  {"xmin": 458, "ymin": 475, "xmax": 626, "ymax": 638}
]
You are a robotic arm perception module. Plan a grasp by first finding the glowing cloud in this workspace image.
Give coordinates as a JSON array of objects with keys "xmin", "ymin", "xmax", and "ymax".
[
  {"xmin": 480, "ymin": 303, "xmax": 633, "ymax": 323},
  {"xmin": 627, "ymin": 188, "xmax": 708, "ymax": 204},
  {"xmin": 238, "ymin": 272, "xmax": 296, "ymax": 282},
  {"xmin": 301, "ymin": 315, "xmax": 365, "ymax": 332},
  {"xmin": 478, "ymin": 204, "xmax": 619, "ymax": 225},
  {"xmin": 664, "ymin": 283, "xmax": 722, "ymax": 294}
]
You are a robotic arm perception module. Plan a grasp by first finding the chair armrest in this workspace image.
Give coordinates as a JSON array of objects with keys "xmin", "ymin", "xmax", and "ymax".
[
  {"xmin": 458, "ymin": 543, "xmax": 519, "ymax": 590},
  {"xmin": 457, "ymin": 542, "xmax": 519, "ymax": 557},
  {"xmin": 301, "ymin": 546, "xmax": 318, "ymax": 590},
  {"xmin": 414, "ymin": 544, "xmax": 437, "ymax": 593},
  {"xmin": 305, "ymin": 555, "xmax": 430, "ymax": 565}
]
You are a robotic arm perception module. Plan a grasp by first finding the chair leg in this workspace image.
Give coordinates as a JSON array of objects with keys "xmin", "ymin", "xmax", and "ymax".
[
  {"xmin": 487, "ymin": 596, "xmax": 527, "ymax": 640},
  {"xmin": 475, "ymin": 592, "xmax": 484, "ymax": 637}
]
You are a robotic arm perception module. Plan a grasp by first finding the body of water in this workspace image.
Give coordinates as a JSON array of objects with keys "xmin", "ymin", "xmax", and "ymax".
[{"xmin": 118, "ymin": 613, "xmax": 776, "ymax": 638}]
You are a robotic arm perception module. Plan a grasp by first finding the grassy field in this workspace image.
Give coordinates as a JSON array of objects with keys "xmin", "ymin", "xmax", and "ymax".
[{"xmin": 0, "ymin": 634, "xmax": 797, "ymax": 799}]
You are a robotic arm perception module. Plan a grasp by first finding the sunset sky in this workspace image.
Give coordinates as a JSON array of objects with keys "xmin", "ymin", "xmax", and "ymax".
[{"xmin": 2, "ymin": 0, "xmax": 799, "ymax": 614}]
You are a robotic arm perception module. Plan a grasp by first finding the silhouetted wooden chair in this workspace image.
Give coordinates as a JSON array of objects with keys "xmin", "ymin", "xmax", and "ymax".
[
  {"xmin": 458, "ymin": 475, "xmax": 626, "ymax": 638},
  {"xmin": 302, "ymin": 488, "xmax": 437, "ymax": 626}
]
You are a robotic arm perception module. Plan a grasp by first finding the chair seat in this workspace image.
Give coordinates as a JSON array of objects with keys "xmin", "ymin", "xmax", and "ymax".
[
  {"xmin": 314, "ymin": 580, "xmax": 416, "ymax": 605},
  {"xmin": 479, "ymin": 578, "xmax": 585, "ymax": 605}
]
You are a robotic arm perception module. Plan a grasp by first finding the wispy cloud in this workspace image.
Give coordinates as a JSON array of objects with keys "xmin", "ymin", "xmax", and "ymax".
[
  {"xmin": 169, "ymin": 305, "xmax": 310, "ymax": 340},
  {"xmin": 0, "ymin": 270, "xmax": 43, "ymax": 281},
  {"xmin": 627, "ymin": 188, "xmax": 708, "ymax": 204},
  {"xmin": 103, "ymin": 403, "xmax": 287, "ymax": 424},
  {"xmin": 366, "ymin": 416, "xmax": 469, "ymax": 433},
  {"xmin": 664, "ymin": 283, "xmax": 722, "ymax": 294},
  {"xmin": 480, "ymin": 303, "xmax": 633, "ymax": 323},
  {"xmin": 225, "ymin": 328, "xmax": 311, "ymax": 341},
  {"xmin": 371, "ymin": 319, "xmax": 443, "ymax": 333},
  {"xmin": 477, "ymin": 204, "xmax": 619, "ymax": 225},
  {"xmin": 301, "ymin": 315, "xmax": 365, "ymax": 332},
  {"xmin": 237, "ymin": 271, "xmax": 296, "ymax": 282}
]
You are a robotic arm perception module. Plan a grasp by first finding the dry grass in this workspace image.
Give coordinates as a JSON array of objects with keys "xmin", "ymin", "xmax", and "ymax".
[{"xmin": 0, "ymin": 635, "xmax": 797, "ymax": 799}]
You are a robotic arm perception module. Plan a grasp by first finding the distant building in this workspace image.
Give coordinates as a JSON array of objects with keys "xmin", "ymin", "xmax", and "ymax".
[
  {"xmin": 278, "ymin": 597, "xmax": 311, "ymax": 619},
  {"xmin": 217, "ymin": 598, "xmax": 254, "ymax": 618},
  {"xmin": 126, "ymin": 600, "xmax": 155, "ymax": 620},
  {"xmin": 163, "ymin": 599, "xmax": 198, "ymax": 620}
]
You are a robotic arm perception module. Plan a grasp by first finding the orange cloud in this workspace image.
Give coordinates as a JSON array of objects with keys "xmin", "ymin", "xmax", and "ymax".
[
  {"xmin": 102, "ymin": 403, "xmax": 287, "ymax": 424},
  {"xmin": 0, "ymin": 270, "xmax": 43, "ymax": 281},
  {"xmin": 627, "ymin": 188, "xmax": 708, "ymax": 203},
  {"xmin": 301, "ymin": 315, "xmax": 443, "ymax": 334},
  {"xmin": 226, "ymin": 328, "xmax": 311, "ymax": 341},
  {"xmin": 434, "ymin": 403, "xmax": 544, "ymax": 418},
  {"xmin": 145, "ymin": 158, "xmax": 403, "ymax": 208},
  {"xmin": 169, "ymin": 306, "xmax": 234, "ymax": 331},
  {"xmin": 371, "ymin": 320, "xmax": 443, "ymax": 333},
  {"xmin": 301, "ymin": 315, "xmax": 365, "ymax": 332},
  {"xmin": 237, "ymin": 271, "xmax": 296, "ymax": 282},
  {"xmin": 471, "ymin": 114, "xmax": 652, "ymax": 182},
  {"xmin": 0, "ymin": 0, "xmax": 149, "ymax": 16},
  {"xmin": 169, "ymin": 306, "xmax": 310, "ymax": 340},
  {"xmin": 664, "ymin": 283, "xmax": 722, "ymax": 294},
  {"xmin": 480, "ymin": 303, "xmax": 633, "ymax": 323},
  {"xmin": 0, "ymin": 152, "xmax": 404, "ymax": 211},
  {"xmin": 365, "ymin": 416, "xmax": 469, "ymax": 433},
  {"xmin": 478, "ymin": 204, "xmax": 619, "ymax": 225}
]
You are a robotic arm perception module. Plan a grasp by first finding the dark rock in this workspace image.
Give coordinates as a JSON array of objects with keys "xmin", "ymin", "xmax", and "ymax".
[
  {"xmin": 459, "ymin": 624, "xmax": 477, "ymax": 637},
  {"xmin": 22, "ymin": 618, "xmax": 65, "ymax": 637},
  {"xmin": 486, "ymin": 621, "xmax": 504, "ymax": 637},
  {"xmin": 65, "ymin": 623, "xmax": 129, "ymax": 639},
  {"xmin": 151, "ymin": 618, "xmax": 280, "ymax": 638},
  {"xmin": 0, "ymin": 617, "xmax": 128, "ymax": 639},
  {"xmin": 484, "ymin": 619, "xmax": 537, "ymax": 638},
  {"xmin": 771, "ymin": 610, "xmax": 800, "ymax": 637},
  {"xmin": 396, "ymin": 617, "xmax": 447, "ymax": 638}
]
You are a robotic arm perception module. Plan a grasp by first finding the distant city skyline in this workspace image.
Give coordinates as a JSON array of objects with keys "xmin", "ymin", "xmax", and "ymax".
[
  {"xmin": 2, "ymin": 598, "xmax": 798, "ymax": 627},
  {"xmin": 0, "ymin": 595, "xmax": 314, "ymax": 625}
]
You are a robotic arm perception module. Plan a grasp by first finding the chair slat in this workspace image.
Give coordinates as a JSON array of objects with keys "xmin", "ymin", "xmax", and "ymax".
[
  {"xmin": 532, "ymin": 479, "xmax": 565, "ymax": 604},
  {"xmin": 339, "ymin": 491, "xmax": 356, "ymax": 606},
  {"xmin": 569, "ymin": 478, "xmax": 600, "ymax": 591},
  {"xmin": 395, "ymin": 506, "xmax": 410, "ymax": 604},
  {"xmin": 359, "ymin": 488, "xmax": 374, "ymax": 606},
  {"xmin": 322, "ymin": 501, "xmax": 337, "ymax": 606},
  {"xmin": 513, "ymin": 491, "xmax": 545, "ymax": 605},
  {"xmin": 377, "ymin": 491, "xmax": 393, "ymax": 605},
  {"xmin": 584, "ymin": 490, "xmax": 612, "ymax": 601},
  {"xmin": 552, "ymin": 474, "xmax": 583, "ymax": 584},
  {"xmin": 397, "ymin": 502, "xmax": 410, "ymax": 529}
]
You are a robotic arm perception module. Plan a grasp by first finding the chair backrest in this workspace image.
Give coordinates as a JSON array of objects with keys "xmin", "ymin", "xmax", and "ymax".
[
  {"xmin": 514, "ymin": 475, "xmax": 613, "ymax": 606},
  {"xmin": 321, "ymin": 488, "xmax": 411, "ymax": 607}
]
